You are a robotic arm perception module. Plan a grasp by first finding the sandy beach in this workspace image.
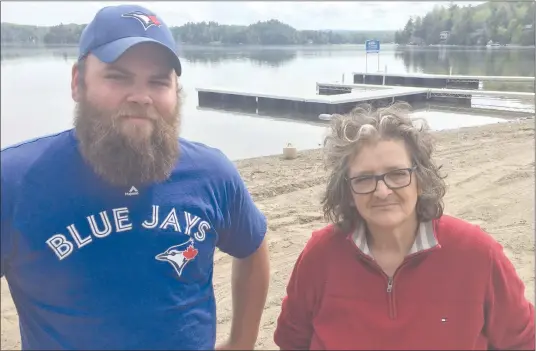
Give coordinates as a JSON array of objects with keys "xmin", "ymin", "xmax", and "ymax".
[{"xmin": 1, "ymin": 119, "xmax": 534, "ymax": 350}]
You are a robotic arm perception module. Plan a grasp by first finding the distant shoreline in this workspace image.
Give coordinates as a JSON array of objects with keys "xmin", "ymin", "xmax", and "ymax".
[{"xmin": 1, "ymin": 43, "xmax": 534, "ymax": 50}]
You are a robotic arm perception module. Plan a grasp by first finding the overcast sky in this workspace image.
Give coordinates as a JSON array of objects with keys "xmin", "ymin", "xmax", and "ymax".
[{"xmin": 1, "ymin": 1, "xmax": 485, "ymax": 31}]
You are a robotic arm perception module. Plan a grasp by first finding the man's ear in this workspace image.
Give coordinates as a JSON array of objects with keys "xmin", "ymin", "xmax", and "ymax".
[{"xmin": 71, "ymin": 63, "xmax": 81, "ymax": 102}]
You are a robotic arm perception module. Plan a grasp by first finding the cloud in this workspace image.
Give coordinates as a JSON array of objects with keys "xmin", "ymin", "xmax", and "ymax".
[{"xmin": 0, "ymin": 1, "xmax": 485, "ymax": 31}]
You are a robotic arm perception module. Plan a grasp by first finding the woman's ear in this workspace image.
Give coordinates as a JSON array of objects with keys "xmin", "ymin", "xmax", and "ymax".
[
  {"xmin": 415, "ymin": 172, "xmax": 423, "ymax": 196},
  {"xmin": 349, "ymin": 194, "xmax": 356, "ymax": 207}
]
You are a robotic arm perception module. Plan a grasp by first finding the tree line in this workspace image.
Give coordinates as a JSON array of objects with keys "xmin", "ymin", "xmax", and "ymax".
[
  {"xmin": 0, "ymin": 19, "xmax": 394, "ymax": 46},
  {"xmin": 171, "ymin": 20, "xmax": 395, "ymax": 45},
  {"xmin": 395, "ymin": 1, "xmax": 535, "ymax": 46},
  {"xmin": 2, "ymin": 1, "xmax": 533, "ymax": 47}
]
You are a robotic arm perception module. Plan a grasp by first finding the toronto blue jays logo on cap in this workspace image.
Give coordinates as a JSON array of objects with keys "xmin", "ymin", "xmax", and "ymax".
[
  {"xmin": 121, "ymin": 11, "xmax": 162, "ymax": 30},
  {"xmin": 155, "ymin": 238, "xmax": 198, "ymax": 278}
]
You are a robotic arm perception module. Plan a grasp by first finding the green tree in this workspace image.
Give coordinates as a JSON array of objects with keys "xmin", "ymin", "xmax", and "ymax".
[
  {"xmin": 394, "ymin": 1, "xmax": 535, "ymax": 46},
  {"xmin": 1, "ymin": 20, "xmax": 396, "ymax": 46}
]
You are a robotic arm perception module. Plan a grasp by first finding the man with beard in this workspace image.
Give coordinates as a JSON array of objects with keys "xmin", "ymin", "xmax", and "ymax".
[{"xmin": 0, "ymin": 4, "xmax": 269, "ymax": 351}]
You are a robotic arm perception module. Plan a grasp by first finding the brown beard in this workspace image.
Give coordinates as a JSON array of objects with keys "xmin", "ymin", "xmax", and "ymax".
[{"xmin": 74, "ymin": 94, "xmax": 181, "ymax": 187}]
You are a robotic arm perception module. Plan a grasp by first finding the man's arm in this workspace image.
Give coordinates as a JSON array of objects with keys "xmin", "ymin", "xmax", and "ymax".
[
  {"xmin": 214, "ymin": 153, "xmax": 270, "ymax": 349},
  {"xmin": 218, "ymin": 239, "xmax": 269, "ymax": 350},
  {"xmin": 1, "ymin": 174, "xmax": 13, "ymax": 278}
]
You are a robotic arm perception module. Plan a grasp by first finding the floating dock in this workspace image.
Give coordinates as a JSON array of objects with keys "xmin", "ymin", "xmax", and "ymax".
[
  {"xmin": 196, "ymin": 86, "xmax": 429, "ymax": 119},
  {"xmin": 196, "ymin": 73, "xmax": 535, "ymax": 121},
  {"xmin": 351, "ymin": 72, "xmax": 535, "ymax": 90},
  {"xmin": 317, "ymin": 82, "xmax": 534, "ymax": 108},
  {"xmin": 317, "ymin": 82, "xmax": 535, "ymax": 99}
]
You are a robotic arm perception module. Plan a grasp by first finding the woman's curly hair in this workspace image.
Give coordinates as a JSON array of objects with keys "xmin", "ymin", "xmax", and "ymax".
[{"xmin": 321, "ymin": 101, "xmax": 447, "ymax": 233}]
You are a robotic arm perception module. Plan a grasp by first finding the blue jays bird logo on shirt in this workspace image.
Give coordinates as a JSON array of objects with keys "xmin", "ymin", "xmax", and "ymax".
[
  {"xmin": 155, "ymin": 238, "xmax": 199, "ymax": 277},
  {"xmin": 121, "ymin": 11, "xmax": 162, "ymax": 30}
]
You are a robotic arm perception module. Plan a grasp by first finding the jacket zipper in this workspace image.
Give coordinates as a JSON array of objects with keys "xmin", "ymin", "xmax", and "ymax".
[
  {"xmin": 386, "ymin": 276, "xmax": 395, "ymax": 319},
  {"xmin": 353, "ymin": 244, "xmax": 441, "ymax": 320}
]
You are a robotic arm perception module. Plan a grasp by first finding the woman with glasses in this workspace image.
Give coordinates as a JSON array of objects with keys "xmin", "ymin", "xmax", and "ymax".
[{"xmin": 273, "ymin": 102, "xmax": 534, "ymax": 350}]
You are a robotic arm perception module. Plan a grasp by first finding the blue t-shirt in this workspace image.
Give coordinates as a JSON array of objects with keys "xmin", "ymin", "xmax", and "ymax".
[{"xmin": 0, "ymin": 129, "xmax": 267, "ymax": 350}]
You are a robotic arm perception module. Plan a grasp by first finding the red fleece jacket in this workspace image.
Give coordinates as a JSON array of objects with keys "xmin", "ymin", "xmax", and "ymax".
[{"xmin": 274, "ymin": 215, "xmax": 534, "ymax": 350}]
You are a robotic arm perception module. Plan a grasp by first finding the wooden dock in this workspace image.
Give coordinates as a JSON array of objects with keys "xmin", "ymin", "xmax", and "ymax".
[
  {"xmin": 196, "ymin": 86, "xmax": 429, "ymax": 119},
  {"xmin": 317, "ymin": 82, "xmax": 535, "ymax": 100},
  {"xmin": 196, "ymin": 75, "xmax": 534, "ymax": 120},
  {"xmin": 351, "ymin": 72, "xmax": 535, "ymax": 90}
]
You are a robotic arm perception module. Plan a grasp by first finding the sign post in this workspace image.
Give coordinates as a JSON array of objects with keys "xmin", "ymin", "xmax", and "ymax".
[{"xmin": 365, "ymin": 39, "xmax": 381, "ymax": 73}]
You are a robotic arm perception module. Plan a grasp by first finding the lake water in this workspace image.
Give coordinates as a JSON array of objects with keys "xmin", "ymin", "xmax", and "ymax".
[{"xmin": 1, "ymin": 45, "xmax": 534, "ymax": 160}]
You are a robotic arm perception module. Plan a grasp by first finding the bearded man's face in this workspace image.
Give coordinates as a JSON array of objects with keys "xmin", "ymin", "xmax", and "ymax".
[{"xmin": 71, "ymin": 42, "xmax": 181, "ymax": 187}]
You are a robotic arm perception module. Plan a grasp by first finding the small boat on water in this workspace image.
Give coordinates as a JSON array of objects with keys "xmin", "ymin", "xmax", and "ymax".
[{"xmin": 486, "ymin": 40, "xmax": 501, "ymax": 48}]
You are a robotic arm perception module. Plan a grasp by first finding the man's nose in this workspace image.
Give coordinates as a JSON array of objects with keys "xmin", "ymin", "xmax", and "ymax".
[{"xmin": 126, "ymin": 85, "xmax": 153, "ymax": 105}]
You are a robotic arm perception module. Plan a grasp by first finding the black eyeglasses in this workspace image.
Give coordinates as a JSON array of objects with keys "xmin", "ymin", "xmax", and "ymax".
[{"xmin": 347, "ymin": 166, "xmax": 417, "ymax": 195}]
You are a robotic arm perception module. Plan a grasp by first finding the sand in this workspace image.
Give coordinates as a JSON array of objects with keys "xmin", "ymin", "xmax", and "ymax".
[{"xmin": 2, "ymin": 119, "xmax": 534, "ymax": 350}]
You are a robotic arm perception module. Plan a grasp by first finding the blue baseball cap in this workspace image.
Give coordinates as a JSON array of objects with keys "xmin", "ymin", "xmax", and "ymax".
[{"xmin": 78, "ymin": 4, "xmax": 181, "ymax": 76}]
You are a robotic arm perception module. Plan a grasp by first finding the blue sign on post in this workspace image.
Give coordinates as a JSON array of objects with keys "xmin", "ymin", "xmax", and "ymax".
[
  {"xmin": 365, "ymin": 39, "xmax": 381, "ymax": 73},
  {"xmin": 365, "ymin": 39, "xmax": 380, "ymax": 53}
]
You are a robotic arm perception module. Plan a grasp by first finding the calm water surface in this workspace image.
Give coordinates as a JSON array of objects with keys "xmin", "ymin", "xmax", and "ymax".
[{"xmin": 1, "ymin": 45, "xmax": 534, "ymax": 160}]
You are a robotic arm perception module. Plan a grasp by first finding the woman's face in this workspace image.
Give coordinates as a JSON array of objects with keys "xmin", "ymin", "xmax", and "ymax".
[{"xmin": 347, "ymin": 139, "xmax": 420, "ymax": 230}]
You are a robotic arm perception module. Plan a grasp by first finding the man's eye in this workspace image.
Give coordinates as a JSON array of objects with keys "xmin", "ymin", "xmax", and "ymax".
[
  {"xmin": 152, "ymin": 81, "xmax": 169, "ymax": 86},
  {"xmin": 106, "ymin": 75, "xmax": 126, "ymax": 80}
]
